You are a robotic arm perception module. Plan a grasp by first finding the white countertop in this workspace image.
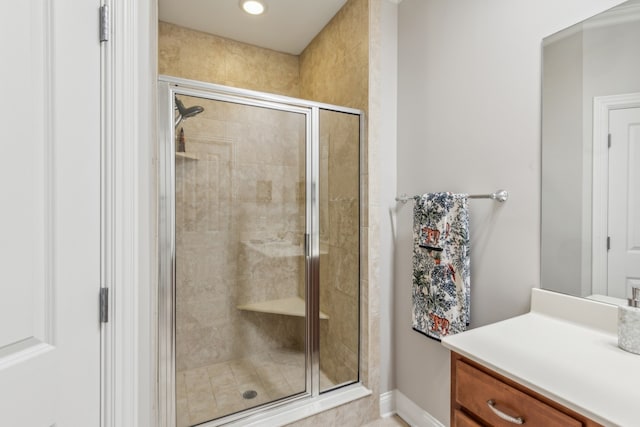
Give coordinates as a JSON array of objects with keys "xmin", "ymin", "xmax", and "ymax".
[{"xmin": 441, "ymin": 288, "xmax": 640, "ymax": 427}]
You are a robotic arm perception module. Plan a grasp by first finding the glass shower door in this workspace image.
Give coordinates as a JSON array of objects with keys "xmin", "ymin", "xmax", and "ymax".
[
  {"xmin": 160, "ymin": 78, "xmax": 364, "ymax": 427},
  {"xmin": 171, "ymin": 93, "xmax": 309, "ymax": 426},
  {"xmin": 318, "ymin": 108, "xmax": 361, "ymax": 392}
]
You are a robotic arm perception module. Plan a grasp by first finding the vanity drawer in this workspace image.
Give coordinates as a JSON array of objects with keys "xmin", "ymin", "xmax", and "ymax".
[
  {"xmin": 454, "ymin": 360, "xmax": 582, "ymax": 427},
  {"xmin": 453, "ymin": 409, "xmax": 482, "ymax": 427}
]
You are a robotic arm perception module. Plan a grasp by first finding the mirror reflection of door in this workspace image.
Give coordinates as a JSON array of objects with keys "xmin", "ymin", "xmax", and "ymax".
[
  {"xmin": 607, "ymin": 107, "xmax": 640, "ymax": 298},
  {"xmin": 540, "ymin": 0, "xmax": 640, "ymax": 299}
]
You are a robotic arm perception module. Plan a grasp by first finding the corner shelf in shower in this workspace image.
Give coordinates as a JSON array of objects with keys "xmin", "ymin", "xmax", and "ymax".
[
  {"xmin": 237, "ymin": 296, "xmax": 329, "ymax": 319},
  {"xmin": 175, "ymin": 152, "xmax": 198, "ymax": 161}
]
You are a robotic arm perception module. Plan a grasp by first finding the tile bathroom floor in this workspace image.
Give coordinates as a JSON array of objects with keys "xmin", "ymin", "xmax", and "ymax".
[
  {"xmin": 177, "ymin": 348, "xmax": 335, "ymax": 427},
  {"xmin": 363, "ymin": 415, "xmax": 410, "ymax": 427}
]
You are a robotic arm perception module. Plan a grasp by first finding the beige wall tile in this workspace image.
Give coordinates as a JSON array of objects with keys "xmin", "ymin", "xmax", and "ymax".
[
  {"xmin": 159, "ymin": 22, "xmax": 300, "ymax": 97},
  {"xmin": 162, "ymin": 0, "xmax": 380, "ymax": 422}
]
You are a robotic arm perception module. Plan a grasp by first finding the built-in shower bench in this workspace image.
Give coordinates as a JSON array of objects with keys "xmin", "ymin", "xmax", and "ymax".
[
  {"xmin": 237, "ymin": 296, "xmax": 329, "ymax": 319},
  {"xmin": 175, "ymin": 151, "xmax": 198, "ymax": 161}
]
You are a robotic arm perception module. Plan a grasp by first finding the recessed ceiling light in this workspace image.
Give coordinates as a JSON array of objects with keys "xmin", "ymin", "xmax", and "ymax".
[{"xmin": 240, "ymin": 0, "xmax": 266, "ymax": 15}]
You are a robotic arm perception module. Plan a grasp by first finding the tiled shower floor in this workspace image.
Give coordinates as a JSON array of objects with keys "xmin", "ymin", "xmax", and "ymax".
[{"xmin": 177, "ymin": 349, "xmax": 334, "ymax": 427}]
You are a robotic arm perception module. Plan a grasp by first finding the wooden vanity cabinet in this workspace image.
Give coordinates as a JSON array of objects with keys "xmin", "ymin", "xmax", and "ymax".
[{"xmin": 450, "ymin": 353, "xmax": 603, "ymax": 427}]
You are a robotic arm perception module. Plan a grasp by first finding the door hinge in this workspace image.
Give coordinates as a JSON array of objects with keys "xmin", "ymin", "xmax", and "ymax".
[
  {"xmin": 608, "ymin": 133, "xmax": 611, "ymax": 148},
  {"xmin": 99, "ymin": 5, "xmax": 110, "ymax": 42},
  {"xmin": 607, "ymin": 236, "xmax": 611, "ymax": 251},
  {"xmin": 100, "ymin": 288, "xmax": 109, "ymax": 323}
]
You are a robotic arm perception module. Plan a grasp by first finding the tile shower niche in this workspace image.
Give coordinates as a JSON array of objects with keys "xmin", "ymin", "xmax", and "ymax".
[{"xmin": 158, "ymin": 76, "xmax": 363, "ymax": 427}]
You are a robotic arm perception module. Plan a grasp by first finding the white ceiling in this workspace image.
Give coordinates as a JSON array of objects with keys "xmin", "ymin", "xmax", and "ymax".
[{"xmin": 158, "ymin": 0, "xmax": 348, "ymax": 55}]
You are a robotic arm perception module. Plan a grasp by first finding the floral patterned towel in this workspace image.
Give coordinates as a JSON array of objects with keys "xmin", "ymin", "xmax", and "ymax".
[{"xmin": 412, "ymin": 192, "xmax": 470, "ymax": 341}]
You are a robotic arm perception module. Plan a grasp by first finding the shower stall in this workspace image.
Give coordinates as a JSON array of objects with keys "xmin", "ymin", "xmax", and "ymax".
[{"xmin": 158, "ymin": 76, "xmax": 363, "ymax": 426}]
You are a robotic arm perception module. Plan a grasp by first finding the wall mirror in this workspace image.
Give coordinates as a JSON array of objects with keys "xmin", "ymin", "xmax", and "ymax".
[{"xmin": 541, "ymin": 0, "xmax": 640, "ymax": 302}]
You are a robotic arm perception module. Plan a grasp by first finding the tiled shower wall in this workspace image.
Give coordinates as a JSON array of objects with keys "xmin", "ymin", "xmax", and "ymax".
[
  {"xmin": 299, "ymin": 0, "xmax": 369, "ymax": 111},
  {"xmin": 160, "ymin": 0, "xmax": 377, "ymax": 422},
  {"xmin": 298, "ymin": 2, "xmax": 376, "ymax": 420},
  {"xmin": 160, "ymin": 23, "xmax": 308, "ymax": 373},
  {"xmin": 174, "ymin": 99, "xmax": 306, "ymax": 371},
  {"xmin": 159, "ymin": 21, "xmax": 300, "ymax": 98},
  {"xmin": 319, "ymin": 110, "xmax": 361, "ymax": 386}
]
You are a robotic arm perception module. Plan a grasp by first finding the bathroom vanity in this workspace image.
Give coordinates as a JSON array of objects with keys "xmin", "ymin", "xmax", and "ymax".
[
  {"xmin": 442, "ymin": 289, "xmax": 640, "ymax": 427},
  {"xmin": 450, "ymin": 353, "xmax": 601, "ymax": 426}
]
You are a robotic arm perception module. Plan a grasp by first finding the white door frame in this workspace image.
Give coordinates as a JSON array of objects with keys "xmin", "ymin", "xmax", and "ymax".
[
  {"xmin": 592, "ymin": 92, "xmax": 640, "ymax": 296},
  {"xmin": 101, "ymin": 0, "xmax": 156, "ymax": 426}
]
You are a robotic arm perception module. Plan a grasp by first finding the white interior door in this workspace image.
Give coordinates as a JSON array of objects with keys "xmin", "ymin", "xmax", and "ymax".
[
  {"xmin": 608, "ymin": 107, "xmax": 640, "ymax": 299},
  {"xmin": 0, "ymin": 0, "xmax": 102, "ymax": 425}
]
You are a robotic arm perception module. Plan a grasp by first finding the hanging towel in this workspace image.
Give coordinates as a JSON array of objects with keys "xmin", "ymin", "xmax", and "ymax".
[{"xmin": 412, "ymin": 192, "xmax": 470, "ymax": 341}]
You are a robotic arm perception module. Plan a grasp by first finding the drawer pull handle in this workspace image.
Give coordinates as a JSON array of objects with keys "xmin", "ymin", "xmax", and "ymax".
[{"xmin": 487, "ymin": 399, "xmax": 525, "ymax": 424}]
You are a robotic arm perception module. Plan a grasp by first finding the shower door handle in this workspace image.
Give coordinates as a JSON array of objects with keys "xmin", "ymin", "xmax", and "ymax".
[{"xmin": 304, "ymin": 233, "xmax": 310, "ymax": 257}]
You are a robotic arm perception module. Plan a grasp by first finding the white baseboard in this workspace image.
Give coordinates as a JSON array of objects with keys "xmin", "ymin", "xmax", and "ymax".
[
  {"xmin": 380, "ymin": 390, "xmax": 445, "ymax": 427},
  {"xmin": 380, "ymin": 391, "xmax": 396, "ymax": 418}
]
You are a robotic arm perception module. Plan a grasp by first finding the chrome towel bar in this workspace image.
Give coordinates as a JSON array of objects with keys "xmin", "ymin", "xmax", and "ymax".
[{"xmin": 395, "ymin": 189, "xmax": 509, "ymax": 204}]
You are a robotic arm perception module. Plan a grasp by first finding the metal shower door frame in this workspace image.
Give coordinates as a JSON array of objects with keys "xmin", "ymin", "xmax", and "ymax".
[{"xmin": 157, "ymin": 75, "xmax": 363, "ymax": 427}]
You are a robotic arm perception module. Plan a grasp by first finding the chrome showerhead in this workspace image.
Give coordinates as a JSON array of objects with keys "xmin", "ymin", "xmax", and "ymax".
[{"xmin": 175, "ymin": 96, "xmax": 204, "ymax": 127}]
